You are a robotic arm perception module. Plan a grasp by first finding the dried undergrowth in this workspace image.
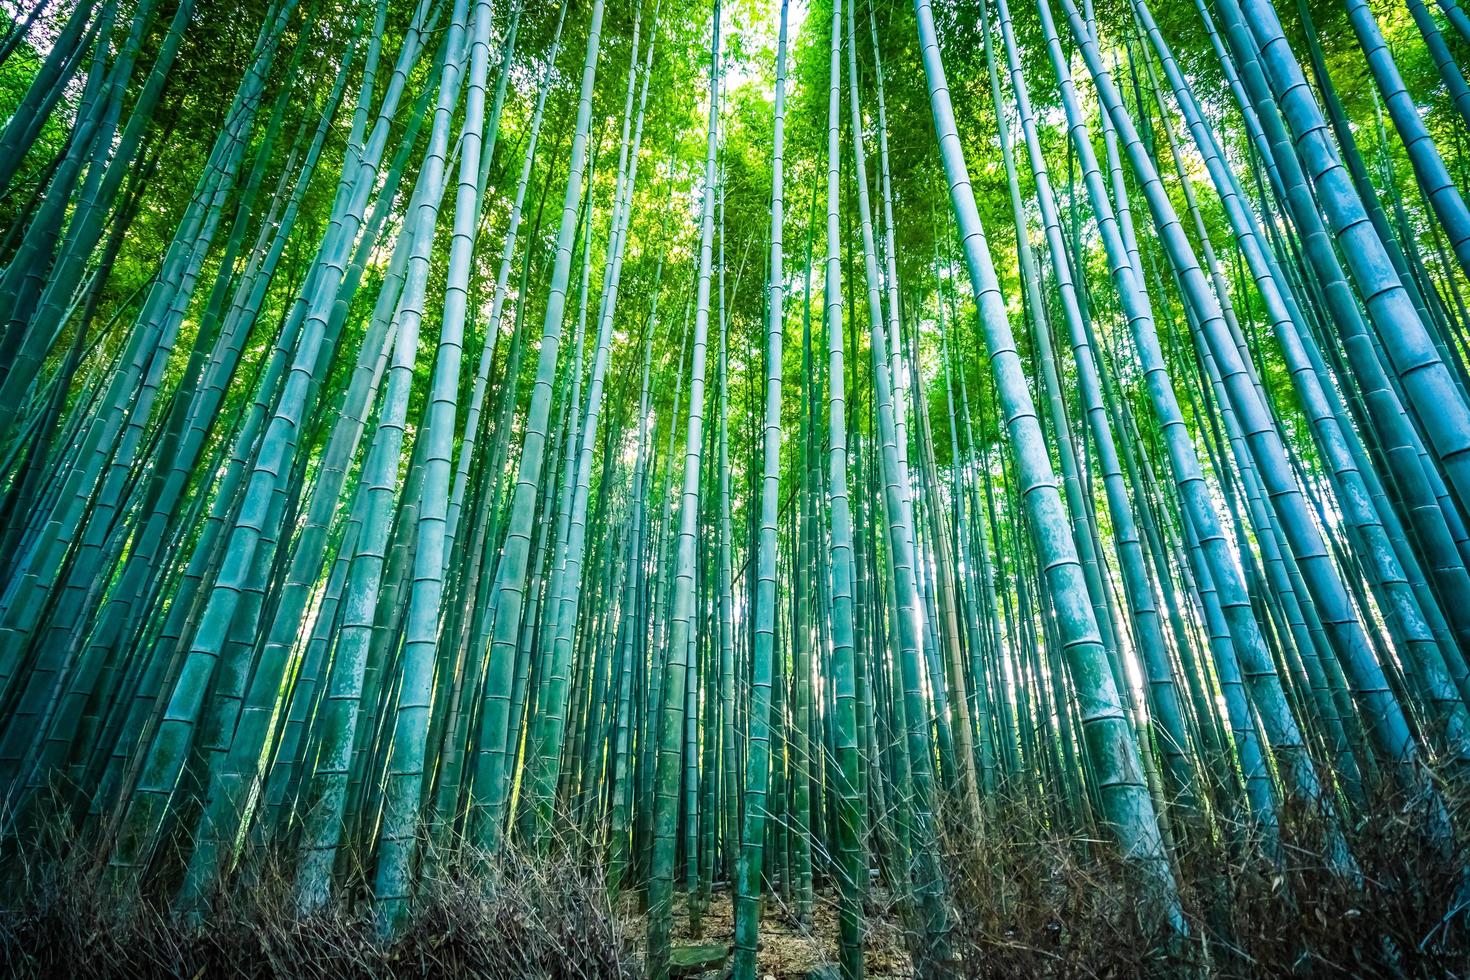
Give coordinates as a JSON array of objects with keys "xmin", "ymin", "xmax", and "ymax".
[
  {"xmin": 0, "ymin": 832, "xmax": 638, "ymax": 979},
  {"xmin": 2, "ymin": 780, "xmax": 1467, "ymax": 979},
  {"xmin": 940, "ymin": 776, "xmax": 1470, "ymax": 978}
]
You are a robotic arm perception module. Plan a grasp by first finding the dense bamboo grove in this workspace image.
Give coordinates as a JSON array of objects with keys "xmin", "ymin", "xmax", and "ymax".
[{"xmin": 2, "ymin": 0, "xmax": 1470, "ymax": 974}]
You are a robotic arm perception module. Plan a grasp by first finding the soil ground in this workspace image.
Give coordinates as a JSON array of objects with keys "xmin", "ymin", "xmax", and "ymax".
[{"xmin": 622, "ymin": 887, "xmax": 914, "ymax": 979}]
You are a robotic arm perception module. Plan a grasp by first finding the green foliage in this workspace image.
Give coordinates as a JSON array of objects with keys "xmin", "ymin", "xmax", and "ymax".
[{"xmin": 1, "ymin": 0, "xmax": 1469, "ymax": 974}]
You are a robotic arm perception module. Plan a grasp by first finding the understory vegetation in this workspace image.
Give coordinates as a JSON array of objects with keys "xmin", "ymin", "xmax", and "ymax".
[{"xmin": 3, "ymin": 788, "xmax": 1465, "ymax": 977}]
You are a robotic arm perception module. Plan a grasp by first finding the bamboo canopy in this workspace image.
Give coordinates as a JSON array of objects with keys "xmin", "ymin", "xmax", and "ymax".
[{"xmin": 0, "ymin": 0, "xmax": 1468, "ymax": 974}]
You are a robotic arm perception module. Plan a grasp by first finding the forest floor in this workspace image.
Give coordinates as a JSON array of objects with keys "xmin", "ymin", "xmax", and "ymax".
[
  {"xmin": 5, "ymin": 799, "xmax": 1470, "ymax": 979},
  {"xmin": 633, "ymin": 887, "xmax": 915, "ymax": 979}
]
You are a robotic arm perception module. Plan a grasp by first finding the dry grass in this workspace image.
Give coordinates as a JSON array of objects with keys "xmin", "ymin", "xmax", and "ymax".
[
  {"xmin": 1, "ymin": 780, "xmax": 1466, "ymax": 979},
  {"xmin": 0, "ymin": 836, "xmax": 639, "ymax": 979},
  {"xmin": 940, "ymin": 778, "xmax": 1470, "ymax": 978}
]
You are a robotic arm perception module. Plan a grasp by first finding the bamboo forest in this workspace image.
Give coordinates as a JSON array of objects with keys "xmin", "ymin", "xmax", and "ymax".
[{"xmin": 7, "ymin": 0, "xmax": 1470, "ymax": 973}]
